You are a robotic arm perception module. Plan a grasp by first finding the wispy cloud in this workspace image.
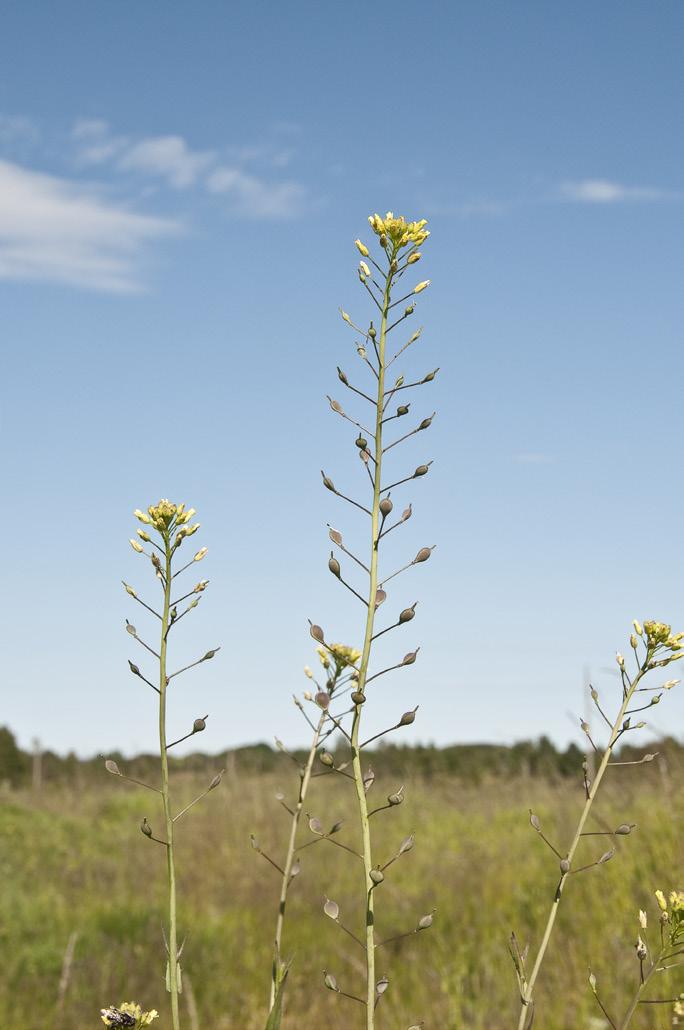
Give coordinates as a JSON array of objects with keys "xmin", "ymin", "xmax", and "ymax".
[
  {"xmin": 0, "ymin": 160, "xmax": 178, "ymax": 292},
  {"xmin": 72, "ymin": 118, "xmax": 306, "ymax": 216},
  {"xmin": 560, "ymin": 179, "xmax": 677, "ymax": 204}
]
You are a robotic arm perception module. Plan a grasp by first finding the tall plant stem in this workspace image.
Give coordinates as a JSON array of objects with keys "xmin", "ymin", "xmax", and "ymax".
[
  {"xmin": 269, "ymin": 712, "xmax": 326, "ymax": 1011},
  {"xmin": 517, "ymin": 666, "xmax": 646, "ymax": 1030},
  {"xmin": 350, "ymin": 269, "xmax": 392, "ymax": 1027},
  {"xmin": 160, "ymin": 537, "xmax": 181, "ymax": 1030}
]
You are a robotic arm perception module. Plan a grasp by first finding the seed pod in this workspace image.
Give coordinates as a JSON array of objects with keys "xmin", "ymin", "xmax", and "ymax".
[
  {"xmin": 329, "ymin": 820, "xmax": 343, "ymax": 834},
  {"xmin": 328, "ymin": 527, "xmax": 343, "ymax": 546},
  {"xmin": 141, "ymin": 819, "xmax": 153, "ymax": 838},
  {"xmin": 642, "ymin": 753, "xmax": 657, "ymax": 762},
  {"xmin": 388, "ymin": 788, "xmax": 404, "ymax": 806},
  {"xmin": 399, "ymin": 707, "xmax": 418, "ymax": 726},
  {"xmin": 404, "ymin": 303, "xmax": 415, "ymax": 315},
  {"xmin": 309, "ymin": 817, "xmax": 324, "ymax": 835},
  {"xmin": 414, "ymin": 465, "xmax": 430, "ymax": 478},
  {"xmin": 375, "ymin": 976, "xmax": 389, "ymax": 996},
  {"xmin": 598, "ymin": 849, "xmax": 615, "ymax": 865},
  {"xmin": 399, "ymin": 605, "xmax": 417, "ymax": 624},
  {"xmin": 324, "ymin": 898, "xmax": 339, "ymax": 920},
  {"xmin": 401, "ymin": 504, "xmax": 413, "ymax": 522},
  {"xmin": 368, "ymin": 325, "xmax": 376, "ymax": 340},
  {"xmin": 193, "ymin": 717, "xmax": 207, "ymax": 733},
  {"xmin": 320, "ymin": 471, "xmax": 336, "ymax": 492},
  {"xmin": 310, "ymin": 623, "xmax": 325, "ymax": 642},
  {"xmin": 337, "ymin": 366, "xmax": 348, "ymax": 385},
  {"xmin": 319, "ymin": 751, "xmax": 334, "ymax": 767},
  {"xmin": 201, "ymin": 648, "xmax": 219, "ymax": 661},
  {"xmin": 105, "ymin": 760, "xmax": 121, "ymax": 776},
  {"xmin": 636, "ymin": 937, "xmax": 648, "ymax": 961},
  {"xmin": 417, "ymin": 911, "xmax": 434, "ymax": 930},
  {"xmin": 290, "ymin": 861, "xmax": 300, "ymax": 878},
  {"xmin": 418, "ymin": 415, "xmax": 434, "ymax": 431},
  {"xmin": 399, "ymin": 833, "xmax": 415, "ymax": 855},
  {"xmin": 529, "ymin": 812, "xmax": 541, "ymax": 832},
  {"xmin": 328, "ymin": 553, "xmax": 341, "ymax": 578},
  {"xmin": 414, "ymin": 546, "xmax": 433, "ymax": 563},
  {"xmin": 356, "ymin": 435, "xmax": 368, "ymax": 450},
  {"xmin": 208, "ymin": 772, "xmax": 223, "ymax": 791},
  {"xmin": 351, "ymin": 690, "xmax": 366, "ymax": 704},
  {"xmin": 375, "ymin": 589, "xmax": 387, "ymax": 608},
  {"xmin": 397, "ymin": 404, "xmax": 409, "ymax": 416},
  {"xmin": 324, "ymin": 971, "xmax": 339, "ymax": 992},
  {"xmin": 363, "ymin": 766, "xmax": 375, "ymax": 792},
  {"xmin": 249, "ymin": 834, "xmax": 260, "ymax": 850},
  {"xmin": 128, "ymin": 660, "xmax": 141, "ymax": 677},
  {"xmin": 379, "ymin": 497, "xmax": 393, "ymax": 517},
  {"xmin": 402, "ymin": 650, "xmax": 419, "ymax": 666},
  {"xmin": 560, "ymin": 858, "xmax": 571, "ymax": 874},
  {"xmin": 315, "ymin": 691, "xmax": 331, "ymax": 709},
  {"xmin": 615, "ymin": 823, "xmax": 635, "ymax": 835},
  {"xmin": 126, "ymin": 621, "xmax": 137, "ymax": 636},
  {"xmin": 328, "ymin": 397, "xmax": 344, "ymax": 414},
  {"xmin": 422, "ymin": 368, "xmax": 439, "ymax": 383},
  {"xmin": 370, "ymin": 869, "xmax": 385, "ymax": 885}
]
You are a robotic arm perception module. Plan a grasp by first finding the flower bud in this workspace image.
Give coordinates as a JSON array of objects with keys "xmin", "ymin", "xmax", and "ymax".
[
  {"xmin": 359, "ymin": 260, "xmax": 370, "ymax": 276},
  {"xmin": 137, "ymin": 529, "xmax": 151, "ymax": 542},
  {"xmin": 639, "ymin": 910, "xmax": 648, "ymax": 929},
  {"xmin": 122, "ymin": 581, "xmax": 137, "ymax": 598},
  {"xmin": 655, "ymin": 889, "xmax": 667, "ymax": 911},
  {"xmin": 407, "ymin": 252, "xmax": 421, "ymax": 264},
  {"xmin": 616, "ymin": 652, "xmax": 625, "ymax": 668},
  {"xmin": 355, "ymin": 239, "xmax": 369, "ymax": 257},
  {"xmin": 193, "ymin": 547, "xmax": 208, "ymax": 562},
  {"xmin": 633, "ymin": 619, "xmax": 643, "ymax": 636},
  {"xmin": 414, "ymin": 280, "xmax": 430, "ymax": 294},
  {"xmin": 134, "ymin": 509, "xmax": 152, "ymax": 524},
  {"xmin": 129, "ymin": 539, "xmax": 144, "ymax": 553}
]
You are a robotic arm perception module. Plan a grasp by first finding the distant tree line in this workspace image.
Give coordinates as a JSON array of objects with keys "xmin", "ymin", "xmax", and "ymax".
[{"xmin": 1, "ymin": 725, "xmax": 682, "ymax": 789}]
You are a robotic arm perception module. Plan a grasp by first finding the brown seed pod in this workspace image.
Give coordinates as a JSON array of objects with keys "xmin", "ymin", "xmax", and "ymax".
[
  {"xmin": 310, "ymin": 623, "xmax": 325, "ymax": 642},
  {"xmin": 320, "ymin": 471, "xmax": 336, "ymax": 492},
  {"xmin": 379, "ymin": 497, "xmax": 393, "ymax": 517},
  {"xmin": 399, "ymin": 605, "xmax": 417, "ymax": 623},
  {"xmin": 351, "ymin": 690, "xmax": 366, "ymax": 705},
  {"xmin": 414, "ymin": 465, "xmax": 430, "ymax": 478},
  {"xmin": 328, "ymin": 553, "xmax": 341, "ymax": 577},
  {"xmin": 399, "ymin": 707, "xmax": 418, "ymax": 726},
  {"xmin": 402, "ymin": 649, "xmax": 419, "ymax": 666},
  {"xmin": 414, "ymin": 546, "xmax": 433, "ymax": 563},
  {"xmin": 315, "ymin": 691, "xmax": 331, "ymax": 709},
  {"xmin": 337, "ymin": 366, "xmax": 348, "ymax": 384}
]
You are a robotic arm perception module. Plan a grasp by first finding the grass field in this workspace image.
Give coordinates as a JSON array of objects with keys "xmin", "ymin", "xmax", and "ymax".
[{"xmin": 2, "ymin": 758, "xmax": 683, "ymax": 1029}]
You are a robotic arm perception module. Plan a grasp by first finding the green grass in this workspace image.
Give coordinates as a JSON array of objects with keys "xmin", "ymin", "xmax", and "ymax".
[{"xmin": 1, "ymin": 764, "xmax": 682, "ymax": 1029}]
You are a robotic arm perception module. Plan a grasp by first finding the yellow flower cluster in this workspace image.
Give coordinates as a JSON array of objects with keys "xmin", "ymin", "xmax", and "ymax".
[
  {"xmin": 316, "ymin": 642, "xmax": 362, "ymax": 673},
  {"xmin": 100, "ymin": 1002, "xmax": 158, "ymax": 1027},
  {"xmin": 133, "ymin": 501, "xmax": 199, "ymax": 538},
  {"xmin": 643, "ymin": 621, "xmax": 684, "ymax": 650},
  {"xmin": 367, "ymin": 212, "xmax": 429, "ymax": 251}
]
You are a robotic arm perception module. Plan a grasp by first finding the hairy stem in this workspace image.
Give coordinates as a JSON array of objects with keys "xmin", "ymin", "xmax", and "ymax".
[
  {"xmin": 160, "ymin": 537, "xmax": 181, "ymax": 1030},
  {"xmin": 517, "ymin": 664, "xmax": 647, "ymax": 1029},
  {"xmin": 269, "ymin": 711, "xmax": 326, "ymax": 1011},
  {"xmin": 349, "ymin": 268, "xmax": 392, "ymax": 1027}
]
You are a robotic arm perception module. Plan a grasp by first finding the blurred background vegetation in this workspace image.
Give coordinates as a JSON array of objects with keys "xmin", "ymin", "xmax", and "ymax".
[{"xmin": 1, "ymin": 728, "xmax": 682, "ymax": 1029}]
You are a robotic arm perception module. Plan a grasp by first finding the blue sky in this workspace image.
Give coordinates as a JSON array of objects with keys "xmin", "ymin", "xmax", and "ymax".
[{"xmin": 2, "ymin": 2, "xmax": 684, "ymax": 758}]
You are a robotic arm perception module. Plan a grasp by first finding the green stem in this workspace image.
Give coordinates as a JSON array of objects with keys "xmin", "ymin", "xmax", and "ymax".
[
  {"xmin": 349, "ymin": 268, "xmax": 392, "ymax": 1028},
  {"xmin": 268, "ymin": 711, "xmax": 326, "ymax": 1011},
  {"xmin": 618, "ymin": 948, "xmax": 666, "ymax": 1029},
  {"xmin": 160, "ymin": 536, "xmax": 181, "ymax": 1030},
  {"xmin": 517, "ymin": 664, "xmax": 647, "ymax": 1030}
]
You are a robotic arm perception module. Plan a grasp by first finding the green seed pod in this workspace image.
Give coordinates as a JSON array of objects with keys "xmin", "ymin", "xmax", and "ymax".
[
  {"xmin": 351, "ymin": 690, "xmax": 366, "ymax": 704},
  {"xmin": 356, "ymin": 435, "xmax": 368, "ymax": 450},
  {"xmin": 397, "ymin": 404, "xmax": 409, "ymax": 416},
  {"xmin": 319, "ymin": 751, "xmax": 334, "ymax": 767},
  {"xmin": 414, "ymin": 465, "xmax": 430, "ymax": 477},
  {"xmin": 321, "ymin": 471, "xmax": 336, "ymax": 492},
  {"xmin": 128, "ymin": 660, "xmax": 141, "ymax": 677},
  {"xmin": 418, "ymin": 415, "xmax": 434, "ymax": 430},
  {"xmin": 422, "ymin": 368, "xmax": 439, "ymax": 383},
  {"xmin": 337, "ymin": 366, "xmax": 348, "ymax": 384},
  {"xmin": 368, "ymin": 325, "xmax": 377, "ymax": 339}
]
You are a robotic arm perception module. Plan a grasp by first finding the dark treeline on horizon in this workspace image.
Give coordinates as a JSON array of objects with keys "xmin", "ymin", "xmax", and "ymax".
[{"xmin": 1, "ymin": 725, "xmax": 683, "ymax": 789}]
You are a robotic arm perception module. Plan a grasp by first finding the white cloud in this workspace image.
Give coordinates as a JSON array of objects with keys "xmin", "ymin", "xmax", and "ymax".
[
  {"xmin": 72, "ymin": 118, "xmax": 128, "ymax": 165},
  {"xmin": 119, "ymin": 135, "xmax": 214, "ymax": 188},
  {"xmin": 206, "ymin": 165, "xmax": 305, "ymax": 218},
  {"xmin": 560, "ymin": 179, "xmax": 674, "ymax": 204},
  {"xmin": 0, "ymin": 160, "xmax": 178, "ymax": 291}
]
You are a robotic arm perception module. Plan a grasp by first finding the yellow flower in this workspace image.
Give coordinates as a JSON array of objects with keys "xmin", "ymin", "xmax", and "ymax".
[
  {"xmin": 101, "ymin": 1002, "xmax": 158, "ymax": 1027},
  {"xmin": 133, "ymin": 509, "xmax": 152, "ymax": 525},
  {"xmin": 193, "ymin": 547, "xmax": 208, "ymax": 562},
  {"xmin": 316, "ymin": 645, "xmax": 330, "ymax": 669},
  {"xmin": 367, "ymin": 213, "xmax": 430, "ymax": 253},
  {"xmin": 129, "ymin": 539, "xmax": 144, "ymax": 553},
  {"xmin": 329, "ymin": 642, "xmax": 362, "ymax": 669},
  {"xmin": 147, "ymin": 499, "xmax": 178, "ymax": 529},
  {"xmin": 414, "ymin": 280, "xmax": 431, "ymax": 294},
  {"xmin": 655, "ymin": 889, "xmax": 668, "ymax": 911},
  {"xmin": 644, "ymin": 621, "xmax": 672, "ymax": 646},
  {"xmin": 355, "ymin": 239, "xmax": 369, "ymax": 257}
]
